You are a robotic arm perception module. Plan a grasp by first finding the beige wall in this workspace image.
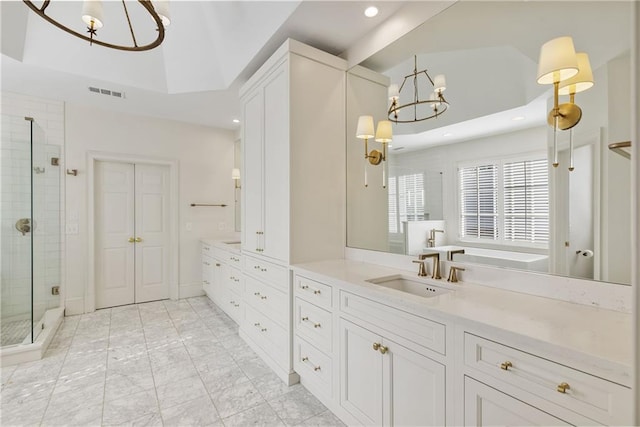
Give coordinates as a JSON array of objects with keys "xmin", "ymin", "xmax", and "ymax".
[{"xmin": 64, "ymin": 104, "xmax": 236, "ymax": 314}]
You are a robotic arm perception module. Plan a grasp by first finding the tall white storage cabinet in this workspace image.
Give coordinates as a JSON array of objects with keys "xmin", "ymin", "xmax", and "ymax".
[{"xmin": 239, "ymin": 39, "xmax": 347, "ymax": 384}]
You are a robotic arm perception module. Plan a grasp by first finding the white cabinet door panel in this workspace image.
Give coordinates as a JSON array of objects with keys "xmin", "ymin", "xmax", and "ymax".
[{"xmin": 242, "ymin": 89, "xmax": 263, "ymax": 255}]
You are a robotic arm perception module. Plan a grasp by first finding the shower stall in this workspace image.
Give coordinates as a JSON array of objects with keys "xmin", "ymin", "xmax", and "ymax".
[{"xmin": 1, "ymin": 115, "xmax": 63, "ymax": 363}]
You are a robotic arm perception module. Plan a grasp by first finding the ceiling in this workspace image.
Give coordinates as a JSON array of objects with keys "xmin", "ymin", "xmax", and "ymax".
[
  {"xmin": 1, "ymin": 1, "xmax": 633, "ymax": 142},
  {"xmin": 1, "ymin": 0, "xmax": 411, "ymax": 130}
]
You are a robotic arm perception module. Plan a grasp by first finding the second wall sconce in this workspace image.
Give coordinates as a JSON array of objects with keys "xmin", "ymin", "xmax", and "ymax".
[
  {"xmin": 356, "ymin": 115, "xmax": 393, "ymax": 188},
  {"xmin": 537, "ymin": 36, "xmax": 594, "ymax": 171},
  {"xmin": 231, "ymin": 168, "xmax": 241, "ymax": 189}
]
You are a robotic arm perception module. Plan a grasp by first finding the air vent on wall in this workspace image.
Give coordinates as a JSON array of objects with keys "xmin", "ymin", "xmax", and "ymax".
[{"xmin": 88, "ymin": 86, "xmax": 125, "ymax": 99}]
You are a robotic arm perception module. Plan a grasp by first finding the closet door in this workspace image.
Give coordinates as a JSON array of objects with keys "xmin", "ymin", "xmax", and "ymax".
[
  {"xmin": 95, "ymin": 162, "xmax": 136, "ymax": 309},
  {"xmin": 134, "ymin": 164, "xmax": 170, "ymax": 303}
]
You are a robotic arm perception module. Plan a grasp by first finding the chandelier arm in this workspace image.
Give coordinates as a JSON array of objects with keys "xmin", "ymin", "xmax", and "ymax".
[
  {"xmin": 388, "ymin": 100, "xmax": 449, "ymax": 123},
  {"xmin": 22, "ymin": 0, "xmax": 165, "ymax": 52},
  {"xmin": 40, "ymin": 0, "xmax": 50, "ymax": 12},
  {"xmin": 121, "ymin": 0, "xmax": 139, "ymax": 48}
]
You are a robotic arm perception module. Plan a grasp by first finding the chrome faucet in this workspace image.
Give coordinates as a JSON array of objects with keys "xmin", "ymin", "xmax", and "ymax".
[
  {"xmin": 427, "ymin": 229, "xmax": 444, "ymax": 247},
  {"xmin": 420, "ymin": 253, "xmax": 441, "ymax": 279}
]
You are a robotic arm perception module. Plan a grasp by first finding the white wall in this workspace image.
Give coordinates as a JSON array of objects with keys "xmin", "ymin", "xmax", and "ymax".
[{"xmin": 64, "ymin": 104, "xmax": 236, "ymax": 314}]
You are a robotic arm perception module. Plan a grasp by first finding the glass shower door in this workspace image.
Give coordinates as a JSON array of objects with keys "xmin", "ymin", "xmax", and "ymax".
[{"xmin": 0, "ymin": 115, "xmax": 34, "ymax": 346}]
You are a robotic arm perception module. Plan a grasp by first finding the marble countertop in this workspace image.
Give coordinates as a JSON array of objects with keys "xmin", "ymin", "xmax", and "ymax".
[
  {"xmin": 292, "ymin": 259, "xmax": 633, "ymax": 386},
  {"xmin": 202, "ymin": 239, "xmax": 241, "ymax": 253}
]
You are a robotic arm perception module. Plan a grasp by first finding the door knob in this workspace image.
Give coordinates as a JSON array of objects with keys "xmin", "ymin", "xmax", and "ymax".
[
  {"xmin": 134, "ymin": 237, "xmax": 142, "ymax": 243},
  {"xmin": 128, "ymin": 237, "xmax": 135, "ymax": 243}
]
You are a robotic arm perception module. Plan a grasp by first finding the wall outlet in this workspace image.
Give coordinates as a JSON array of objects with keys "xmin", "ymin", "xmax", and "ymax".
[{"xmin": 51, "ymin": 286, "xmax": 60, "ymax": 295}]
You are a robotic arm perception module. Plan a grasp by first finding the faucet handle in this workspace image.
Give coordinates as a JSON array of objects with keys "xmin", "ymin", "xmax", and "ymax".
[
  {"xmin": 412, "ymin": 259, "xmax": 427, "ymax": 277},
  {"xmin": 448, "ymin": 266, "xmax": 466, "ymax": 283}
]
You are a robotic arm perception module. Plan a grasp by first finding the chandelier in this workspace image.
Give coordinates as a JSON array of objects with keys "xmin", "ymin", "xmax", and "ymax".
[
  {"xmin": 22, "ymin": 0, "xmax": 171, "ymax": 52},
  {"xmin": 388, "ymin": 55, "xmax": 449, "ymax": 123}
]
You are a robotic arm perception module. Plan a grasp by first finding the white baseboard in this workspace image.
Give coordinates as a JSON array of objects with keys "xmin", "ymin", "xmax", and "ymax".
[
  {"xmin": 65, "ymin": 297, "xmax": 85, "ymax": 315},
  {"xmin": 179, "ymin": 283, "xmax": 205, "ymax": 299}
]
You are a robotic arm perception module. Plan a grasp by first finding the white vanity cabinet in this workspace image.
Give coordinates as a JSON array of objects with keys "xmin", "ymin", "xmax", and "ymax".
[
  {"xmin": 201, "ymin": 241, "xmax": 243, "ymax": 324},
  {"xmin": 201, "ymin": 242, "xmax": 214, "ymax": 296},
  {"xmin": 238, "ymin": 39, "xmax": 346, "ymax": 384},
  {"xmin": 462, "ymin": 332, "xmax": 632, "ymax": 426},
  {"xmin": 339, "ymin": 293, "xmax": 447, "ymax": 427}
]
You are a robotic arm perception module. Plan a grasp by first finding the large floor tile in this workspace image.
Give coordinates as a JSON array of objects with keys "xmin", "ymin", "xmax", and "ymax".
[
  {"xmin": 102, "ymin": 388, "xmax": 159, "ymax": 425},
  {"xmin": 155, "ymin": 375, "xmax": 208, "ymax": 411},
  {"xmin": 221, "ymin": 402, "xmax": 285, "ymax": 427},
  {"xmin": 160, "ymin": 396, "xmax": 222, "ymax": 426},
  {"xmin": 208, "ymin": 380, "xmax": 266, "ymax": 418},
  {"xmin": 268, "ymin": 387, "xmax": 327, "ymax": 426}
]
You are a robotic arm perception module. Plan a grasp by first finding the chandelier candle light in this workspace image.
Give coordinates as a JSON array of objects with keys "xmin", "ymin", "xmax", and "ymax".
[
  {"xmin": 23, "ymin": 0, "xmax": 171, "ymax": 51},
  {"xmin": 388, "ymin": 55, "xmax": 449, "ymax": 123}
]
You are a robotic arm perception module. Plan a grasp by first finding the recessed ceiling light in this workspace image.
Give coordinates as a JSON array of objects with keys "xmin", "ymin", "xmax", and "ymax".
[
  {"xmin": 443, "ymin": 132, "xmax": 453, "ymax": 137},
  {"xmin": 512, "ymin": 116, "xmax": 525, "ymax": 121},
  {"xmin": 232, "ymin": 119, "xmax": 240, "ymax": 124},
  {"xmin": 364, "ymin": 6, "xmax": 378, "ymax": 18}
]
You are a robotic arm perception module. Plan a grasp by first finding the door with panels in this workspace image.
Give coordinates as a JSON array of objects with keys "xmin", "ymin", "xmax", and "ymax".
[{"xmin": 95, "ymin": 161, "xmax": 170, "ymax": 309}]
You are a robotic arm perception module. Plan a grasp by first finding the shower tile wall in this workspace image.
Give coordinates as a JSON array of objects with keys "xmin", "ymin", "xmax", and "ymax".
[{"xmin": 1, "ymin": 92, "xmax": 64, "ymax": 331}]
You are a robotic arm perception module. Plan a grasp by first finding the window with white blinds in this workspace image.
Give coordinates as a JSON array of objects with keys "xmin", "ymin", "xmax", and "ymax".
[
  {"xmin": 388, "ymin": 173, "xmax": 425, "ymax": 233},
  {"xmin": 458, "ymin": 157, "xmax": 549, "ymax": 246},
  {"xmin": 503, "ymin": 159, "xmax": 549, "ymax": 243},
  {"xmin": 459, "ymin": 164, "xmax": 498, "ymax": 239}
]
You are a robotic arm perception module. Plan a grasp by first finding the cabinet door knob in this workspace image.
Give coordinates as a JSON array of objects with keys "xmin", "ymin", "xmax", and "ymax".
[
  {"xmin": 500, "ymin": 361, "xmax": 513, "ymax": 371},
  {"xmin": 556, "ymin": 382, "xmax": 571, "ymax": 394},
  {"xmin": 378, "ymin": 345, "xmax": 388, "ymax": 354},
  {"xmin": 372, "ymin": 342, "xmax": 380, "ymax": 351}
]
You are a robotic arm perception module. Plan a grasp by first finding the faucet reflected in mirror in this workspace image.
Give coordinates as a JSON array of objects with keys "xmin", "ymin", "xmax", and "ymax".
[{"xmin": 427, "ymin": 228, "xmax": 444, "ymax": 248}]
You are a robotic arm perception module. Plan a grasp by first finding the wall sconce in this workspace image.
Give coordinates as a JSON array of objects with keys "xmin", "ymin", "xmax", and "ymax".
[
  {"xmin": 231, "ymin": 168, "xmax": 241, "ymax": 189},
  {"xmin": 356, "ymin": 115, "xmax": 393, "ymax": 188},
  {"xmin": 537, "ymin": 36, "xmax": 593, "ymax": 171}
]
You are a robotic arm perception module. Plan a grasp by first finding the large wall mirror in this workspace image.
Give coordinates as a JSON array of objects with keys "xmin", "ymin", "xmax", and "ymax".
[{"xmin": 347, "ymin": 1, "xmax": 633, "ymax": 285}]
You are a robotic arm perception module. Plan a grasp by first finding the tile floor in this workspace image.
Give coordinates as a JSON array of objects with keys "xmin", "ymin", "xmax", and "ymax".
[{"xmin": 1, "ymin": 297, "xmax": 345, "ymax": 426}]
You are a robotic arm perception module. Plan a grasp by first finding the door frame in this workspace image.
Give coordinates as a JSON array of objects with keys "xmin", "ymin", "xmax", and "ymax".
[{"xmin": 86, "ymin": 151, "xmax": 179, "ymax": 312}]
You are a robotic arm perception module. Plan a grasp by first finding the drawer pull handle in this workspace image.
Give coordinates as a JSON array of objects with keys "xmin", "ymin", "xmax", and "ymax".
[
  {"xmin": 203, "ymin": 280, "xmax": 210, "ymax": 284},
  {"xmin": 254, "ymin": 266, "xmax": 260, "ymax": 269},
  {"xmin": 260, "ymin": 268, "xmax": 267, "ymax": 272},
  {"xmin": 254, "ymin": 292, "xmax": 261, "ymax": 296},
  {"xmin": 313, "ymin": 290, "xmax": 321, "ymax": 295},
  {"xmin": 301, "ymin": 285, "xmax": 309, "ymax": 290},
  {"xmin": 230, "ymin": 300, "xmax": 235, "ymax": 304},
  {"xmin": 234, "ymin": 304, "xmax": 240, "ymax": 307},
  {"xmin": 372, "ymin": 342, "xmax": 380, "ymax": 351},
  {"xmin": 500, "ymin": 361, "xmax": 513, "ymax": 371},
  {"xmin": 253, "ymin": 322, "xmax": 267, "ymax": 332},
  {"xmin": 261, "ymin": 296, "xmax": 267, "ymax": 300},
  {"xmin": 204, "ymin": 262, "xmax": 210, "ymax": 266},
  {"xmin": 301, "ymin": 316, "xmax": 321, "ymax": 328},
  {"xmin": 557, "ymin": 382, "xmax": 571, "ymax": 394},
  {"xmin": 302, "ymin": 356, "xmax": 321, "ymax": 371},
  {"xmin": 215, "ymin": 263, "xmax": 221, "ymax": 267},
  {"xmin": 299, "ymin": 284, "xmax": 321, "ymax": 295},
  {"xmin": 204, "ymin": 247, "xmax": 210, "ymax": 251},
  {"xmin": 378, "ymin": 345, "xmax": 388, "ymax": 354}
]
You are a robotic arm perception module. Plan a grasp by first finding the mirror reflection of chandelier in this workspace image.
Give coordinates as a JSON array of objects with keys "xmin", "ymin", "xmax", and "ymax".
[
  {"xmin": 388, "ymin": 55, "xmax": 449, "ymax": 124},
  {"xmin": 22, "ymin": 0, "xmax": 171, "ymax": 52}
]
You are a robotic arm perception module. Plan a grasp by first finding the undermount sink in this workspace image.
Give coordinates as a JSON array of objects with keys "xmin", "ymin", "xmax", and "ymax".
[{"xmin": 365, "ymin": 275, "xmax": 452, "ymax": 298}]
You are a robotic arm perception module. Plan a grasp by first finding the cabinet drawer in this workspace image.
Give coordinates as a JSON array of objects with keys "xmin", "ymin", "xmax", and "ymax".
[
  {"xmin": 464, "ymin": 333, "xmax": 631, "ymax": 425},
  {"xmin": 294, "ymin": 336, "xmax": 332, "ymax": 396},
  {"xmin": 294, "ymin": 298, "xmax": 332, "ymax": 352},
  {"xmin": 244, "ymin": 276, "xmax": 288, "ymax": 327},
  {"xmin": 227, "ymin": 267, "xmax": 244, "ymax": 295},
  {"xmin": 294, "ymin": 275, "xmax": 332, "ymax": 310},
  {"xmin": 220, "ymin": 288, "xmax": 242, "ymax": 324},
  {"xmin": 244, "ymin": 304, "xmax": 288, "ymax": 369},
  {"xmin": 214, "ymin": 248, "xmax": 243, "ymax": 267},
  {"xmin": 340, "ymin": 291, "xmax": 446, "ymax": 355},
  {"xmin": 244, "ymin": 255, "xmax": 288, "ymax": 291}
]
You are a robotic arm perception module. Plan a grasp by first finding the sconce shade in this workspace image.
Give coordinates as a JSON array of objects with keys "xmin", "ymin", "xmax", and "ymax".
[
  {"xmin": 375, "ymin": 120, "xmax": 393, "ymax": 143},
  {"xmin": 433, "ymin": 74, "xmax": 447, "ymax": 93},
  {"xmin": 356, "ymin": 115, "xmax": 375, "ymax": 139},
  {"xmin": 558, "ymin": 52, "xmax": 594, "ymax": 95},
  {"xmin": 82, "ymin": 0, "xmax": 104, "ymax": 28},
  {"xmin": 536, "ymin": 36, "xmax": 579, "ymax": 85},
  {"xmin": 154, "ymin": 0, "xmax": 171, "ymax": 26},
  {"xmin": 231, "ymin": 168, "xmax": 241, "ymax": 180}
]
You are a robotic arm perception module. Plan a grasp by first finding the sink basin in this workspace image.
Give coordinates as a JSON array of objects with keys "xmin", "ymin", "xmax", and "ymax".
[{"xmin": 365, "ymin": 275, "xmax": 451, "ymax": 298}]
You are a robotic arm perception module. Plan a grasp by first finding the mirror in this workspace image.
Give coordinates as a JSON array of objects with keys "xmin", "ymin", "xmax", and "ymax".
[{"xmin": 346, "ymin": 1, "xmax": 633, "ymax": 285}]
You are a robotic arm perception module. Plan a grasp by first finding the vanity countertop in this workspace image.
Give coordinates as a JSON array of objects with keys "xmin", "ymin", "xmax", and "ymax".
[
  {"xmin": 292, "ymin": 258, "xmax": 632, "ymax": 386},
  {"xmin": 202, "ymin": 239, "xmax": 241, "ymax": 253}
]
